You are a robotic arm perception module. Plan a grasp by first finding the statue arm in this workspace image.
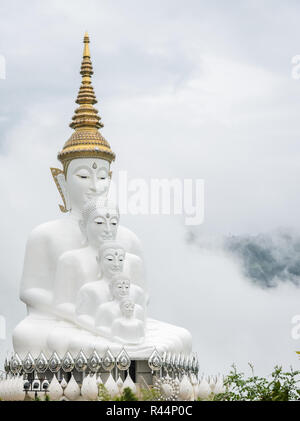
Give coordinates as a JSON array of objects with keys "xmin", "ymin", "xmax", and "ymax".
[
  {"xmin": 94, "ymin": 304, "xmax": 114, "ymax": 338},
  {"xmin": 20, "ymin": 227, "xmax": 53, "ymax": 312},
  {"xmin": 74, "ymin": 288, "xmax": 97, "ymax": 332},
  {"xmin": 53, "ymin": 252, "xmax": 83, "ymax": 321}
]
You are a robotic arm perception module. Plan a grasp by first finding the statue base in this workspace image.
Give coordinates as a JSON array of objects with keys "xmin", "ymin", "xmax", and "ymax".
[{"xmin": 13, "ymin": 314, "xmax": 192, "ymax": 360}]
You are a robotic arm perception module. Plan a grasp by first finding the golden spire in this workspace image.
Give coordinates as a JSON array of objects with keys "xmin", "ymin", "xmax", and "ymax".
[{"xmin": 58, "ymin": 32, "xmax": 115, "ymax": 173}]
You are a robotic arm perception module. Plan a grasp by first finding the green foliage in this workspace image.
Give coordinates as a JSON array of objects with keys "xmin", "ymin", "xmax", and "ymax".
[
  {"xmin": 98, "ymin": 383, "xmax": 113, "ymax": 401},
  {"xmin": 115, "ymin": 387, "xmax": 138, "ymax": 401},
  {"xmin": 44, "ymin": 394, "xmax": 50, "ymax": 401},
  {"xmin": 213, "ymin": 364, "xmax": 300, "ymax": 401},
  {"xmin": 97, "ymin": 383, "xmax": 160, "ymax": 401},
  {"xmin": 34, "ymin": 394, "xmax": 41, "ymax": 401},
  {"xmin": 139, "ymin": 387, "xmax": 161, "ymax": 401}
]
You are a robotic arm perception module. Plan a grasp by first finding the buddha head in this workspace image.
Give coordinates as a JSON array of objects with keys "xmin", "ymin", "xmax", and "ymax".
[
  {"xmin": 79, "ymin": 199, "xmax": 120, "ymax": 247},
  {"xmin": 65, "ymin": 158, "xmax": 111, "ymax": 215},
  {"xmin": 50, "ymin": 33, "xmax": 115, "ymax": 216},
  {"xmin": 97, "ymin": 241, "xmax": 125, "ymax": 279},
  {"xmin": 110, "ymin": 274, "xmax": 131, "ymax": 301},
  {"xmin": 119, "ymin": 299, "xmax": 135, "ymax": 319}
]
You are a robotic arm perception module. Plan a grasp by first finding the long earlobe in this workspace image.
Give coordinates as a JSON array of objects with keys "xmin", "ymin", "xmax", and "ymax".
[{"xmin": 50, "ymin": 168, "xmax": 71, "ymax": 213}]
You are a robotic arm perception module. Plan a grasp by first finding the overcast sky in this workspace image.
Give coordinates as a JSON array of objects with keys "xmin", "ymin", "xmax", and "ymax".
[{"xmin": 1, "ymin": 0, "xmax": 300, "ymax": 376}]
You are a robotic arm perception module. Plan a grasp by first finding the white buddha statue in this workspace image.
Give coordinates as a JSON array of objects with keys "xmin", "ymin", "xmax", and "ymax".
[
  {"xmin": 75, "ymin": 241, "xmax": 146, "ymax": 333},
  {"xmin": 13, "ymin": 34, "xmax": 144, "ymax": 357},
  {"xmin": 111, "ymin": 298, "xmax": 145, "ymax": 345},
  {"xmin": 13, "ymin": 33, "xmax": 193, "ymax": 360},
  {"xmin": 94, "ymin": 274, "xmax": 145, "ymax": 340}
]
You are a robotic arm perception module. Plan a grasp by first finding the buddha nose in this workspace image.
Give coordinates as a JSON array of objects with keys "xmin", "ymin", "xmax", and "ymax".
[
  {"xmin": 89, "ymin": 174, "xmax": 97, "ymax": 192},
  {"xmin": 104, "ymin": 220, "xmax": 111, "ymax": 233}
]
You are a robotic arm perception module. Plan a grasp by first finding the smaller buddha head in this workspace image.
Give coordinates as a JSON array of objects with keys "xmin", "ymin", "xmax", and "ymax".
[
  {"xmin": 79, "ymin": 198, "xmax": 120, "ymax": 247},
  {"xmin": 110, "ymin": 274, "xmax": 131, "ymax": 301},
  {"xmin": 97, "ymin": 241, "xmax": 126, "ymax": 279},
  {"xmin": 120, "ymin": 299, "xmax": 135, "ymax": 319}
]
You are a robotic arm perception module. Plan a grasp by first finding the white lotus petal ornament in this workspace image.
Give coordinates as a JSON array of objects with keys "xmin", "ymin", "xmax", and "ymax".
[
  {"xmin": 179, "ymin": 375, "xmax": 194, "ymax": 401},
  {"xmin": 84, "ymin": 374, "xmax": 99, "ymax": 401},
  {"xmin": 80, "ymin": 375, "xmax": 91, "ymax": 400},
  {"xmin": 105, "ymin": 373, "xmax": 119, "ymax": 398},
  {"xmin": 64, "ymin": 374, "xmax": 80, "ymax": 401},
  {"xmin": 81, "ymin": 374, "xmax": 98, "ymax": 401},
  {"xmin": 10, "ymin": 377, "xmax": 18, "ymax": 401},
  {"xmin": 198, "ymin": 376, "xmax": 212, "ymax": 401},
  {"xmin": 214, "ymin": 375, "xmax": 226, "ymax": 395},
  {"xmin": 16, "ymin": 377, "xmax": 25, "ymax": 401},
  {"xmin": 48, "ymin": 375, "xmax": 63, "ymax": 401}
]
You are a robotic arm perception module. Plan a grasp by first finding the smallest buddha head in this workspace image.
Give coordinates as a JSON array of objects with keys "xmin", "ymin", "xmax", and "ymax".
[
  {"xmin": 79, "ymin": 198, "xmax": 120, "ymax": 247},
  {"xmin": 110, "ymin": 274, "xmax": 131, "ymax": 301},
  {"xmin": 120, "ymin": 299, "xmax": 135, "ymax": 319}
]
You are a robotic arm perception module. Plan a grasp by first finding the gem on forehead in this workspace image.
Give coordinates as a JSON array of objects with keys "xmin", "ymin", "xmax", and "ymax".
[{"xmin": 92, "ymin": 162, "xmax": 97, "ymax": 169}]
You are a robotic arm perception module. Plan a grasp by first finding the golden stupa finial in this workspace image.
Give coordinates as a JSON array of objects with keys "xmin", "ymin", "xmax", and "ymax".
[{"xmin": 57, "ymin": 32, "xmax": 115, "ymax": 174}]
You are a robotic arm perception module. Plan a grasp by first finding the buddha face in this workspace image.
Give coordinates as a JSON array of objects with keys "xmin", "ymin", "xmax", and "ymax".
[
  {"xmin": 120, "ymin": 299, "xmax": 135, "ymax": 318},
  {"xmin": 66, "ymin": 158, "xmax": 110, "ymax": 214},
  {"xmin": 111, "ymin": 278, "xmax": 130, "ymax": 300},
  {"xmin": 100, "ymin": 248, "xmax": 125, "ymax": 278},
  {"xmin": 85, "ymin": 208, "xmax": 119, "ymax": 246}
]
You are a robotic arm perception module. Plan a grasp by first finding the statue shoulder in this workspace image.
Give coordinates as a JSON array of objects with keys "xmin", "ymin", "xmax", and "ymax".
[
  {"xmin": 27, "ymin": 218, "xmax": 74, "ymax": 244},
  {"xmin": 117, "ymin": 225, "xmax": 143, "ymax": 258}
]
